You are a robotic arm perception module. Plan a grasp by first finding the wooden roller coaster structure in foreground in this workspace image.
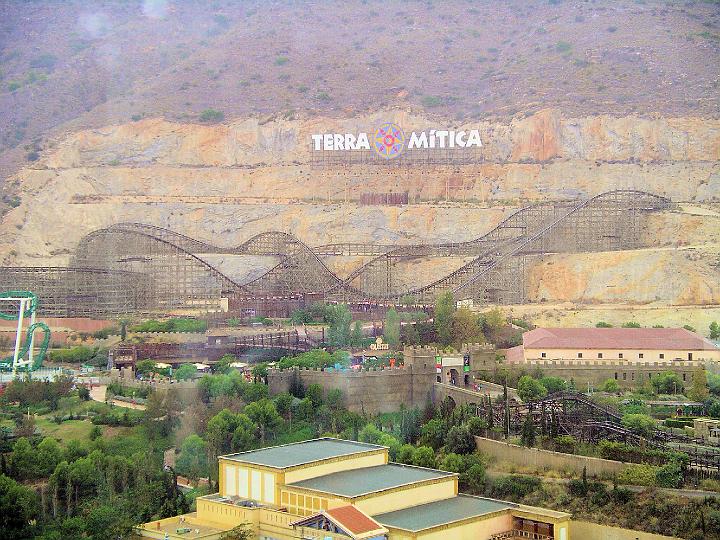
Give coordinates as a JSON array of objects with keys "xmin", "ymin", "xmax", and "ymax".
[{"xmin": 444, "ymin": 389, "xmax": 720, "ymax": 478}]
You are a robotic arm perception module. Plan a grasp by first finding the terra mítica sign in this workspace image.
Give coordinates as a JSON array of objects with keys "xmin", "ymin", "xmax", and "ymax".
[{"xmin": 310, "ymin": 122, "xmax": 482, "ymax": 159}]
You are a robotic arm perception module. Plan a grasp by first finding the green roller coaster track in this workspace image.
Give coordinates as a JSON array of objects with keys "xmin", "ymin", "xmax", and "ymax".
[{"xmin": 0, "ymin": 291, "xmax": 51, "ymax": 373}]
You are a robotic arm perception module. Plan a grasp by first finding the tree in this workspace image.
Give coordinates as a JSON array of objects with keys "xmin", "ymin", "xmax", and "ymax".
[
  {"xmin": 231, "ymin": 415, "xmax": 257, "ymax": 452},
  {"xmin": 439, "ymin": 453, "xmax": 463, "ymax": 473},
  {"xmin": 244, "ymin": 399, "xmax": 282, "ymax": 444},
  {"xmin": 0, "ymin": 474, "xmax": 39, "ymax": 538},
  {"xmin": 220, "ymin": 523, "xmax": 254, "ymax": 540},
  {"xmin": 251, "ymin": 364, "xmax": 268, "ymax": 384},
  {"xmin": 10, "ymin": 437, "xmax": 36, "ymax": 480},
  {"xmin": 621, "ymin": 413, "xmax": 656, "ymax": 437},
  {"xmin": 135, "ymin": 359, "xmax": 157, "ymax": 377},
  {"xmin": 384, "ymin": 308, "xmax": 401, "ymax": 346},
  {"xmin": 397, "ymin": 444, "xmax": 416, "ymax": 465},
  {"xmin": 517, "ymin": 375, "xmax": 547, "ymax": 402},
  {"xmin": 85, "ymin": 504, "xmax": 133, "ymax": 540},
  {"xmin": 214, "ymin": 355, "xmax": 235, "ymax": 375},
  {"xmin": 482, "ymin": 308, "xmax": 505, "ymax": 332},
  {"xmin": 37, "ymin": 437, "xmax": 64, "ymax": 477},
  {"xmin": 176, "ymin": 435, "xmax": 209, "ymax": 482},
  {"xmin": 326, "ymin": 304, "xmax": 352, "ymax": 347},
  {"xmin": 78, "ymin": 386, "xmax": 91, "ymax": 400},
  {"xmin": 520, "ymin": 415, "xmax": 536, "ymax": 447},
  {"xmin": 402, "ymin": 322, "xmax": 421, "ymax": 345},
  {"xmin": 358, "ymin": 423, "xmax": 383, "ymax": 445},
  {"xmin": 445, "ymin": 425, "xmax": 475, "ymax": 454},
  {"xmin": 412, "ymin": 446, "xmax": 436, "ymax": 468},
  {"xmin": 419, "ymin": 418, "xmax": 446, "ymax": 450},
  {"xmin": 539, "ymin": 376, "xmax": 567, "ymax": 394},
  {"xmin": 434, "ymin": 291, "xmax": 455, "ymax": 346},
  {"xmin": 273, "ymin": 392, "xmax": 294, "ymax": 418},
  {"xmin": 174, "ymin": 363, "xmax": 197, "ymax": 381},
  {"xmin": 463, "ymin": 463, "xmax": 486, "ymax": 494},
  {"xmin": 467, "ymin": 417, "xmax": 488, "ymax": 437},
  {"xmin": 688, "ymin": 369, "xmax": 709, "ymax": 402},
  {"xmin": 452, "ymin": 308, "xmax": 484, "ymax": 347},
  {"xmin": 601, "ymin": 379, "xmax": 620, "ymax": 393},
  {"xmin": 651, "ymin": 370, "xmax": 683, "ymax": 394},
  {"xmin": 711, "ymin": 321, "xmax": 720, "ymax": 340},
  {"xmin": 683, "ymin": 324, "xmax": 696, "ymax": 333},
  {"xmin": 350, "ymin": 321, "xmax": 364, "ymax": 348},
  {"xmin": 206, "ymin": 409, "xmax": 243, "ymax": 456},
  {"xmin": 305, "ymin": 384, "xmax": 324, "ymax": 408}
]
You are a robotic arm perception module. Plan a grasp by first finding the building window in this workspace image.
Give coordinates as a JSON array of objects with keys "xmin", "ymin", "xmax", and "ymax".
[
  {"xmin": 598, "ymin": 353, "xmax": 603, "ymax": 359},
  {"xmin": 639, "ymin": 353, "xmax": 644, "ymax": 359},
  {"xmin": 623, "ymin": 373, "xmax": 627, "ymax": 380},
  {"xmin": 689, "ymin": 353, "xmax": 693, "ymax": 361},
  {"xmin": 614, "ymin": 372, "xmax": 618, "ymax": 380},
  {"xmin": 541, "ymin": 352, "xmax": 546, "ymax": 358},
  {"xmin": 577, "ymin": 353, "xmax": 583, "ymax": 358},
  {"xmin": 619, "ymin": 353, "xmax": 624, "ymax": 359},
  {"xmin": 631, "ymin": 373, "xmax": 635, "ymax": 380},
  {"xmin": 660, "ymin": 354, "xmax": 664, "ymax": 359},
  {"xmin": 683, "ymin": 373, "xmax": 686, "ymax": 381}
]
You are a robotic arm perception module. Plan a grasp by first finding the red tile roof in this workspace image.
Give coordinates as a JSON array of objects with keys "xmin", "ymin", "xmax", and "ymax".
[
  {"xmin": 522, "ymin": 327, "xmax": 718, "ymax": 351},
  {"xmin": 326, "ymin": 505, "xmax": 384, "ymax": 536}
]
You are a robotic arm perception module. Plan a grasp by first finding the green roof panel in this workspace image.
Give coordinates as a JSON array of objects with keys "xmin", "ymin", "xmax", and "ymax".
[
  {"xmin": 220, "ymin": 438, "xmax": 384, "ymax": 469},
  {"xmin": 287, "ymin": 463, "xmax": 455, "ymax": 497},
  {"xmin": 374, "ymin": 495, "xmax": 516, "ymax": 532}
]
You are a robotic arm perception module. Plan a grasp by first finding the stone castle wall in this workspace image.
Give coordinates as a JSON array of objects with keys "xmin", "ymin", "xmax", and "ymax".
[
  {"xmin": 268, "ymin": 365, "xmax": 435, "ymax": 415},
  {"xmin": 482, "ymin": 358, "xmax": 720, "ymax": 389}
]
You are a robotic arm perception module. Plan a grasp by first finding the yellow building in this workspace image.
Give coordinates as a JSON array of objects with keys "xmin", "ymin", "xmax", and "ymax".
[{"xmin": 136, "ymin": 438, "xmax": 570, "ymax": 540}]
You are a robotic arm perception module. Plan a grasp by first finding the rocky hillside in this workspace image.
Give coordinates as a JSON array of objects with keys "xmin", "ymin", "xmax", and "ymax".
[
  {"xmin": 1, "ymin": 0, "xmax": 719, "ymax": 191},
  {"xmin": 0, "ymin": 109, "xmax": 718, "ymax": 308}
]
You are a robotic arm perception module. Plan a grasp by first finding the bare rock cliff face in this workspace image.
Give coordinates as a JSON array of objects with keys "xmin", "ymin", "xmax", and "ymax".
[{"xmin": 1, "ymin": 109, "xmax": 718, "ymax": 306}]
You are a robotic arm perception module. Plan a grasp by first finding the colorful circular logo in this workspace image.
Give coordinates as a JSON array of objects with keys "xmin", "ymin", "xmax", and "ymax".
[{"xmin": 372, "ymin": 122, "xmax": 405, "ymax": 159}]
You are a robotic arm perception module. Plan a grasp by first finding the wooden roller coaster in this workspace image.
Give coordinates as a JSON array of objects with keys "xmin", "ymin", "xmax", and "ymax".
[{"xmin": 0, "ymin": 190, "xmax": 673, "ymax": 316}]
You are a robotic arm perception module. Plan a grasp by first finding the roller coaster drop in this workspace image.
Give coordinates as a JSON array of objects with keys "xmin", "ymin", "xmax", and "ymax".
[{"xmin": 0, "ymin": 190, "xmax": 673, "ymax": 317}]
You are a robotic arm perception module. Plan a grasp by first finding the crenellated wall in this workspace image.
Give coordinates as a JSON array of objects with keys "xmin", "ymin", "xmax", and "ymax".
[
  {"xmin": 479, "ymin": 358, "xmax": 720, "ymax": 389},
  {"xmin": 267, "ymin": 343, "xmax": 496, "ymax": 414},
  {"xmin": 268, "ymin": 365, "xmax": 436, "ymax": 415}
]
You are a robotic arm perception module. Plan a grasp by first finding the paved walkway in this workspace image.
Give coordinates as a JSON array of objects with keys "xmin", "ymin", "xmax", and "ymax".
[{"xmin": 89, "ymin": 384, "xmax": 146, "ymax": 410}]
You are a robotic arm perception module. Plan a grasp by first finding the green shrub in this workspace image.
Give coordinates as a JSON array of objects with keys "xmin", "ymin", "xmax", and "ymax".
[
  {"xmin": 655, "ymin": 461, "xmax": 683, "ymax": 488},
  {"xmin": 275, "ymin": 56, "xmax": 289, "ymax": 66},
  {"xmin": 664, "ymin": 418, "xmax": 694, "ymax": 428},
  {"xmin": 30, "ymin": 54, "xmax": 57, "ymax": 70},
  {"xmin": 618, "ymin": 464, "xmax": 657, "ymax": 486},
  {"xmin": 553, "ymin": 435, "xmax": 577, "ymax": 454},
  {"xmin": 555, "ymin": 41, "xmax": 572, "ymax": 53},
  {"xmin": 421, "ymin": 95, "xmax": 443, "ymax": 108},
  {"xmin": 199, "ymin": 109, "xmax": 224, "ymax": 122},
  {"xmin": 130, "ymin": 318, "xmax": 207, "ymax": 333},
  {"xmin": 492, "ymin": 475, "xmax": 541, "ymax": 499}
]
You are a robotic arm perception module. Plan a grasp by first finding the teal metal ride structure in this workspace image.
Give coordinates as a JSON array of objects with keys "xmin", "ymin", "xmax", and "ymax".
[{"xmin": 0, "ymin": 291, "xmax": 51, "ymax": 374}]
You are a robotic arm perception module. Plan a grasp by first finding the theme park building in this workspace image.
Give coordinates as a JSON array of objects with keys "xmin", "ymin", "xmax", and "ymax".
[{"xmin": 136, "ymin": 438, "xmax": 569, "ymax": 540}]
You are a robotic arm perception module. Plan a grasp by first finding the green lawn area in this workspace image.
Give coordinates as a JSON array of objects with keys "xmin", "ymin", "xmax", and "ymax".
[{"xmin": 35, "ymin": 417, "xmax": 94, "ymax": 441}]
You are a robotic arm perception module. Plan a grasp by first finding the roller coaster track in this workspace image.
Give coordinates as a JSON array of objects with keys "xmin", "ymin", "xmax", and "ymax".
[
  {"xmin": 2, "ymin": 190, "xmax": 672, "ymax": 315},
  {"xmin": 82, "ymin": 190, "xmax": 670, "ymax": 302}
]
